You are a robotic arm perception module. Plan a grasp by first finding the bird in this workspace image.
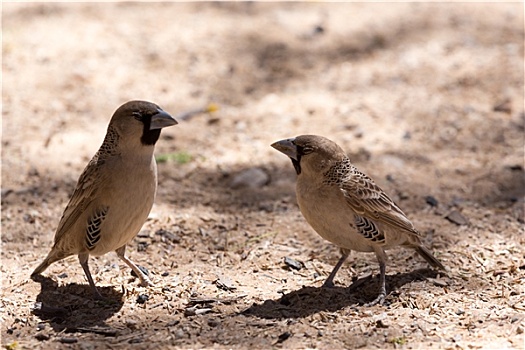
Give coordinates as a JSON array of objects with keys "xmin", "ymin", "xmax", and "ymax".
[
  {"xmin": 271, "ymin": 135, "xmax": 445, "ymax": 306},
  {"xmin": 31, "ymin": 100, "xmax": 178, "ymax": 299}
]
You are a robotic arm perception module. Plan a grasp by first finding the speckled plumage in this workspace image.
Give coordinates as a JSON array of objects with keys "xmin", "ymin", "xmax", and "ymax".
[
  {"xmin": 31, "ymin": 101, "xmax": 178, "ymax": 298},
  {"xmin": 271, "ymin": 134, "xmax": 445, "ymax": 306}
]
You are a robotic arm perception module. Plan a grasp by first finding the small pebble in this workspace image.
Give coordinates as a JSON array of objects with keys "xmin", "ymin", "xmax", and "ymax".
[
  {"xmin": 60, "ymin": 337, "xmax": 78, "ymax": 344},
  {"xmin": 230, "ymin": 167, "xmax": 270, "ymax": 189},
  {"xmin": 35, "ymin": 333, "xmax": 50, "ymax": 341},
  {"xmin": 445, "ymin": 210, "xmax": 469, "ymax": 226},
  {"xmin": 277, "ymin": 331, "xmax": 292, "ymax": 343},
  {"xmin": 284, "ymin": 257, "xmax": 303, "ymax": 271},
  {"xmin": 173, "ymin": 329, "xmax": 185, "ymax": 339},
  {"xmin": 425, "ymin": 195, "xmax": 439, "ymax": 207},
  {"xmin": 155, "ymin": 229, "xmax": 181, "ymax": 244},
  {"xmin": 137, "ymin": 242, "xmax": 148, "ymax": 252},
  {"xmin": 136, "ymin": 294, "xmax": 149, "ymax": 304},
  {"xmin": 313, "ymin": 24, "xmax": 324, "ymax": 34},
  {"xmin": 376, "ymin": 319, "xmax": 389, "ymax": 328},
  {"xmin": 126, "ymin": 319, "xmax": 138, "ymax": 329},
  {"xmin": 131, "ymin": 265, "xmax": 149, "ymax": 278}
]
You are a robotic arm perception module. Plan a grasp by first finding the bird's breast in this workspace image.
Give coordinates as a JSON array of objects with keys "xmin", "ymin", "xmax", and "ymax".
[
  {"xmin": 296, "ymin": 178, "xmax": 374, "ymax": 252},
  {"xmin": 88, "ymin": 155, "xmax": 157, "ymax": 255}
]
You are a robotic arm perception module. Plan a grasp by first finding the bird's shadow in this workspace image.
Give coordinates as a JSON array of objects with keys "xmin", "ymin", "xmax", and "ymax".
[
  {"xmin": 242, "ymin": 268, "xmax": 440, "ymax": 319},
  {"xmin": 31, "ymin": 275, "xmax": 124, "ymax": 332}
]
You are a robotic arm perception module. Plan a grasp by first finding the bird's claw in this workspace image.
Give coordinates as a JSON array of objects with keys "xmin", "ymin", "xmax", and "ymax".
[
  {"xmin": 139, "ymin": 278, "xmax": 154, "ymax": 288},
  {"xmin": 365, "ymin": 293, "xmax": 386, "ymax": 307}
]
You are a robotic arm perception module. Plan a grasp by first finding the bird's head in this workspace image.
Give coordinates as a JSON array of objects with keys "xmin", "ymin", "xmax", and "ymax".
[
  {"xmin": 109, "ymin": 100, "xmax": 178, "ymax": 146},
  {"xmin": 271, "ymin": 135, "xmax": 346, "ymax": 175}
]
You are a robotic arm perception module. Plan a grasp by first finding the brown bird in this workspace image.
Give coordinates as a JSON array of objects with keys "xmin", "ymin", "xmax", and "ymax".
[
  {"xmin": 31, "ymin": 100, "xmax": 178, "ymax": 298},
  {"xmin": 271, "ymin": 135, "xmax": 445, "ymax": 306}
]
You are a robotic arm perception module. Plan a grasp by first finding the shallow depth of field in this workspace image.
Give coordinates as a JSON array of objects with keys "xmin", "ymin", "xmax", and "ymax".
[{"xmin": 2, "ymin": 3, "xmax": 524, "ymax": 349}]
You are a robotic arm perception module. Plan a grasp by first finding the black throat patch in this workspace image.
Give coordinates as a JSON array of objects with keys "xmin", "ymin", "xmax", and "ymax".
[
  {"xmin": 138, "ymin": 115, "xmax": 161, "ymax": 146},
  {"xmin": 141, "ymin": 128, "xmax": 161, "ymax": 146},
  {"xmin": 291, "ymin": 156, "xmax": 301, "ymax": 175}
]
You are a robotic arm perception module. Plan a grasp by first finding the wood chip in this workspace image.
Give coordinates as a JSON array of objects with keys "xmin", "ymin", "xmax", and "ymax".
[
  {"xmin": 184, "ymin": 307, "xmax": 212, "ymax": 316},
  {"xmin": 72, "ymin": 327, "xmax": 118, "ymax": 337},
  {"xmin": 427, "ymin": 277, "xmax": 448, "ymax": 287}
]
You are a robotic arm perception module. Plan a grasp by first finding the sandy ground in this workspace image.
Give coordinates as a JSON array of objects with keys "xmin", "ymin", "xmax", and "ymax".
[{"xmin": 1, "ymin": 2, "xmax": 524, "ymax": 349}]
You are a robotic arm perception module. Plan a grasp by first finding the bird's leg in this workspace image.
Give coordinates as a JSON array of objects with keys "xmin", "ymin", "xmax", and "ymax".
[
  {"xmin": 365, "ymin": 247, "xmax": 387, "ymax": 306},
  {"xmin": 322, "ymin": 248, "xmax": 350, "ymax": 288},
  {"xmin": 78, "ymin": 253, "xmax": 103, "ymax": 299},
  {"xmin": 115, "ymin": 245, "xmax": 153, "ymax": 287}
]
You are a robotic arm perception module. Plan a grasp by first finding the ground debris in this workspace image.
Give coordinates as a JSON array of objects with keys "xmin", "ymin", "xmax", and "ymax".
[
  {"xmin": 425, "ymin": 195, "xmax": 439, "ymax": 207},
  {"xmin": 131, "ymin": 265, "xmax": 150, "ymax": 278},
  {"xmin": 31, "ymin": 302, "xmax": 68, "ymax": 317},
  {"xmin": 283, "ymin": 256, "xmax": 304, "ymax": 271},
  {"xmin": 426, "ymin": 277, "xmax": 448, "ymax": 287},
  {"xmin": 215, "ymin": 275, "xmax": 237, "ymax": 291},
  {"xmin": 67, "ymin": 326, "xmax": 118, "ymax": 337},
  {"xmin": 188, "ymin": 295, "xmax": 247, "ymax": 305},
  {"xmin": 59, "ymin": 337, "xmax": 78, "ymax": 344},
  {"xmin": 275, "ymin": 331, "xmax": 292, "ymax": 344},
  {"xmin": 35, "ymin": 333, "xmax": 50, "ymax": 341},
  {"xmin": 230, "ymin": 167, "xmax": 270, "ymax": 189},
  {"xmin": 136, "ymin": 294, "xmax": 150, "ymax": 304},
  {"xmin": 493, "ymin": 98, "xmax": 512, "ymax": 114},
  {"xmin": 444, "ymin": 210, "xmax": 469, "ymax": 225},
  {"xmin": 184, "ymin": 306, "xmax": 213, "ymax": 316},
  {"xmin": 155, "ymin": 228, "xmax": 182, "ymax": 244}
]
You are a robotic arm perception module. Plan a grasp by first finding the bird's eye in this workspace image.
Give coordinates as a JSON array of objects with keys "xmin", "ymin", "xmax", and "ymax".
[
  {"xmin": 301, "ymin": 146, "xmax": 314, "ymax": 155},
  {"xmin": 132, "ymin": 111, "xmax": 143, "ymax": 121}
]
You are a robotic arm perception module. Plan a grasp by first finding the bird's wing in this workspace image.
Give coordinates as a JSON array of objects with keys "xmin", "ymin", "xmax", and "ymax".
[
  {"xmin": 354, "ymin": 214, "xmax": 386, "ymax": 244},
  {"xmin": 53, "ymin": 156, "xmax": 107, "ymax": 245},
  {"xmin": 340, "ymin": 167, "xmax": 421, "ymax": 237}
]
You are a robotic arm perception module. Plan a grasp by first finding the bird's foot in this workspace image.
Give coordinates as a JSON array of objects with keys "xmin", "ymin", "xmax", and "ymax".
[
  {"xmin": 364, "ymin": 292, "xmax": 386, "ymax": 307},
  {"xmin": 139, "ymin": 277, "xmax": 154, "ymax": 288}
]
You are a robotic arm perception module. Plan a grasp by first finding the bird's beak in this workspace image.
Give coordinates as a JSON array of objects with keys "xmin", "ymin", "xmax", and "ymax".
[
  {"xmin": 271, "ymin": 138, "xmax": 298, "ymax": 160},
  {"xmin": 150, "ymin": 109, "xmax": 178, "ymax": 130}
]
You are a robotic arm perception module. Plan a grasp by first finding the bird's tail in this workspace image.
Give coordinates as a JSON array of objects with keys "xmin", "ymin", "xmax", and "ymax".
[
  {"xmin": 30, "ymin": 250, "xmax": 66, "ymax": 278},
  {"xmin": 414, "ymin": 245, "xmax": 445, "ymax": 270}
]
